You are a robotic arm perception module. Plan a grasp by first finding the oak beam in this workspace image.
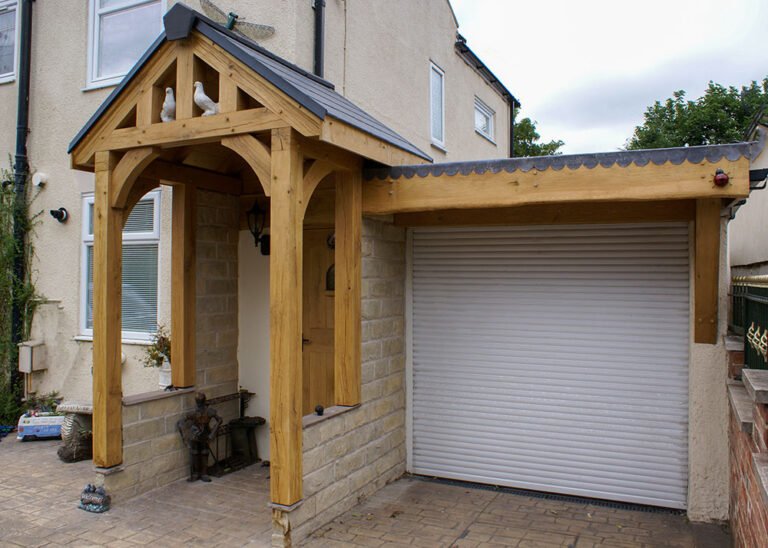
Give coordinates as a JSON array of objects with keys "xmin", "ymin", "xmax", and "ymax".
[
  {"xmin": 363, "ymin": 158, "xmax": 751, "ymax": 215},
  {"xmin": 334, "ymin": 170, "xmax": 362, "ymax": 406},
  {"xmin": 269, "ymin": 127, "xmax": 304, "ymax": 505},
  {"xmin": 171, "ymin": 184, "xmax": 197, "ymax": 387},
  {"xmin": 301, "ymin": 160, "xmax": 334, "ymax": 216},
  {"xmin": 142, "ymin": 160, "xmax": 243, "ymax": 195},
  {"xmin": 298, "ymin": 135, "xmax": 361, "ymax": 172},
  {"xmin": 92, "ymin": 151, "xmax": 124, "ymax": 468},
  {"xmin": 320, "ymin": 118, "xmax": 429, "ymax": 167},
  {"xmin": 112, "ymin": 147, "xmax": 161, "ymax": 209},
  {"xmin": 695, "ymin": 199, "xmax": 721, "ymax": 344},
  {"xmin": 175, "ymin": 43, "xmax": 198, "ymax": 121},
  {"xmin": 219, "ymin": 76, "xmax": 243, "ymax": 113},
  {"xmin": 394, "ymin": 200, "xmax": 697, "ymax": 227},
  {"xmin": 221, "ymin": 134, "xmax": 272, "ymax": 196},
  {"xmin": 102, "ymin": 108, "xmax": 284, "ymax": 152}
]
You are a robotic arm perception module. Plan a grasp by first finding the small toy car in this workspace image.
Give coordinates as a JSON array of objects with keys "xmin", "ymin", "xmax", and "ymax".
[{"xmin": 16, "ymin": 412, "xmax": 65, "ymax": 441}]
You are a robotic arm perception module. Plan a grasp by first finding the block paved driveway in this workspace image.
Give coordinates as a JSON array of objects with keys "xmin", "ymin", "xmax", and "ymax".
[{"xmin": 1, "ymin": 437, "xmax": 730, "ymax": 547}]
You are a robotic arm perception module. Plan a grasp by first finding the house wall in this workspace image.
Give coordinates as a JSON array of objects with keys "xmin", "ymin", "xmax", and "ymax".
[
  {"xmin": 729, "ymin": 139, "xmax": 768, "ymax": 274},
  {"xmin": 98, "ymin": 189, "xmax": 241, "ymax": 500},
  {"xmin": 271, "ymin": 217, "xmax": 407, "ymax": 546},
  {"xmin": 0, "ymin": 0, "xmax": 510, "ymax": 405}
]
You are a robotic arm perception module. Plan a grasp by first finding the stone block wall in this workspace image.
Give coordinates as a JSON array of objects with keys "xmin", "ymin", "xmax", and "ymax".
[
  {"xmin": 99, "ymin": 189, "xmax": 240, "ymax": 500},
  {"xmin": 279, "ymin": 218, "xmax": 407, "ymax": 545}
]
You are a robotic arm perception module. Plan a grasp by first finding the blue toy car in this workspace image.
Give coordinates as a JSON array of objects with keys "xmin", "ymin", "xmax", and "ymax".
[{"xmin": 16, "ymin": 412, "xmax": 65, "ymax": 441}]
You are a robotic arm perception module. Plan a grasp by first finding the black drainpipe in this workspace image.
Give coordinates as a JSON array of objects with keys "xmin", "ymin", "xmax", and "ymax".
[
  {"xmin": 313, "ymin": 0, "xmax": 325, "ymax": 77},
  {"xmin": 11, "ymin": 0, "xmax": 33, "ymax": 391}
]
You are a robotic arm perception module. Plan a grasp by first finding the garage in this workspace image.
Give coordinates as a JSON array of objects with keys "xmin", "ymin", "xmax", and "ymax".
[{"xmin": 408, "ymin": 223, "xmax": 690, "ymax": 509}]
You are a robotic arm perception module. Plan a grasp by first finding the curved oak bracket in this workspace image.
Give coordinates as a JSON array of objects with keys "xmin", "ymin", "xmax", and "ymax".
[
  {"xmin": 301, "ymin": 159, "xmax": 334, "ymax": 217},
  {"xmin": 111, "ymin": 147, "xmax": 161, "ymax": 209},
  {"xmin": 222, "ymin": 134, "xmax": 272, "ymax": 196}
]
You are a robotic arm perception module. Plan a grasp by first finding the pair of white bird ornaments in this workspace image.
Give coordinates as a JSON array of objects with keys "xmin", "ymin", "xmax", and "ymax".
[{"xmin": 160, "ymin": 81, "xmax": 220, "ymax": 123}]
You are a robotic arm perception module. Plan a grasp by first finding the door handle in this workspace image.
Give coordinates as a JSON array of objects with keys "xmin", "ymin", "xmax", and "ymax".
[{"xmin": 302, "ymin": 337, "xmax": 311, "ymax": 346}]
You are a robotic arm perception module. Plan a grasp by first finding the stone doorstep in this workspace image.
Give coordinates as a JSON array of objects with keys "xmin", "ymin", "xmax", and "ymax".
[
  {"xmin": 728, "ymin": 380, "xmax": 755, "ymax": 433},
  {"xmin": 753, "ymin": 453, "xmax": 768, "ymax": 506},
  {"xmin": 743, "ymin": 369, "xmax": 768, "ymax": 404}
]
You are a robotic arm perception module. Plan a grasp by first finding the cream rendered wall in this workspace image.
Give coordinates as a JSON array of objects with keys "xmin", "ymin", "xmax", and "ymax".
[{"xmin": 728, "ymin": 143, "xmax": 768, "ymax": 272}]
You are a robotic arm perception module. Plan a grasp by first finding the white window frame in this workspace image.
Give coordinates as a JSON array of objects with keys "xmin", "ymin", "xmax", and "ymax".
[
  {"xmin": 429, "ymin": 61, "xmax": 446, "ymax": 148},
  {"xmin": 80, "ymin": 190, "xmax": 161, "ymax": 341},
  {"xmin": 474, "ymin": 97, "xmax": 495, "ymax": 143},
  {"xmin": 86, "ymin": 0, "xmax": 165, "ymax": 89},
  {"xmin": 0, "ymin": 0, "xmax": 19, "ymax": 84}
]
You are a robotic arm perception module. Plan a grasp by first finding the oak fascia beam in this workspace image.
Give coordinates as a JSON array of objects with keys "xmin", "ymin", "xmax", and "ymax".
[
  {"xmin": 363, "ymin": 158, "xmax": 751, "ymax": 215},
  {"xmin": 100, "ymin": 108, "xmax": 284, "ymax": 152}
]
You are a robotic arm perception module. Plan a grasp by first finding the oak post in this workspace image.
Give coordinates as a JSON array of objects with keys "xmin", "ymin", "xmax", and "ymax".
[
  {"xmin": 694, "ymin": 198, "xmax": 721, "ymax": 344},
  {"xmin": 93, "ymin": 151, "xmax": 124, "ymax": 467},
  {"xmin": 269, "ymin": 127, "xmax": 304, "ymax": 505},
  {"xmin": 171, "ymin": 184, "xmax": 196, "ymax": 387},
  {"xmin": 334, "ymin": 170, "xmax": 362, "ymax": 405}
]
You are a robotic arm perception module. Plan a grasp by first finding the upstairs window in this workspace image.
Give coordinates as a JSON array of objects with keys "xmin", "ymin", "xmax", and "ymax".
[
  {"xmin": 430, "ymin": 62, "xmax": 445, "ymax": 147},
  {"xmin": 88, "ymin": 0, "xmax": 164, "ymax": 88},
  {"xmin": 0, "ymin": 0, "xmax": 17, "ymax": 82},
  {"xmin": 474, "ymin": 97, "xmax": 495, "ymax": 142},
  {"xmin": 82, "ymin": 191, "xmax": 161, "ymax": 340}
]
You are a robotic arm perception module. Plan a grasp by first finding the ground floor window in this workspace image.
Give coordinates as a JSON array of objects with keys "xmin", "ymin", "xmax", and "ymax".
[{"xmin": 81, "ymin": 190, "xmax": 161, "ymax": 340}]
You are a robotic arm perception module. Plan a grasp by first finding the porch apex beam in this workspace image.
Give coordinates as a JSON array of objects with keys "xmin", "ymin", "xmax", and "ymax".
[
  {"xmin": 92, "ymin": 151, "xmax": 124, "ymax": 468},
  {"xmin": 694, "ymin": 199, "xmax": 721, "ymax": 344},
  {"xmin": 100, "ymin": 108, "xmax": 284, "ymax": 152},
  {"xmin": 269, "ymin": 127, "xmax": 304, "ymax": 506},
  {"xmin": 362, "ymin": 157, "xmax": 751, "ymax": 215}
]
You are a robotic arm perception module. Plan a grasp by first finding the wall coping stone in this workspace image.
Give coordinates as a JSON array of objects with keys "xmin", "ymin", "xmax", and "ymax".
[
  {"xmin": 94, "ymin": 465, "xmax": 124, "ymax": 476},
  {"xmin": 753, "ymin": 453, "xmax": 768, "ymax": 506},
  {"xmin": 268, "ymin": 500, "xmax": 304, "ymax": 512},
  {"xmin": 728, "ymin": 380, "xmax": 755, "ymax": 433},
  {"xmin": 302, "ymin": 405, "xmax": 359, "ymax": 429},
  {"xmin": 725, "ymin": 335, "xmax": 744, "ymax": 352},
  {"xmin": 743, "ymin": 369, "xmax": 768, "ymax": 404},
  {"xmin": 123, "ymin": 387, "xmax": 195, "ymax": 406}
]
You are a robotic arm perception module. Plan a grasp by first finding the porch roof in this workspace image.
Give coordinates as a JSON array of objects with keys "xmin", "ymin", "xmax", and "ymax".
[{"xmin": 68, "ymin": 3, "xmax": 431, "ymax": 163}]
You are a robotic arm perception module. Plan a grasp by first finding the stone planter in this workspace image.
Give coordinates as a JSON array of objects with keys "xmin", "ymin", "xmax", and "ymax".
[{"xmin": 158, "ymin": 358, "xmax": 172, "ymax": 389}]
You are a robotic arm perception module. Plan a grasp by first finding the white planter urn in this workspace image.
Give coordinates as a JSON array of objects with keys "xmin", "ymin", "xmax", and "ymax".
[{"xmin": 158, "ymin": 357, "xmax": 172, "ymax": 389}]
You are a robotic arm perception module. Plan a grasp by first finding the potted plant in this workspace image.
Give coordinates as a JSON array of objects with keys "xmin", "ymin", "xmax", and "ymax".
[{"xmin": 143, "ymin": 325, "xmax": 172, "ymax": 388}]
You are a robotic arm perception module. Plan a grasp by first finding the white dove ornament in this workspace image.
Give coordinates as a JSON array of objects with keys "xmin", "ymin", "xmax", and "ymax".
[
  {"xmin": 160, "ymin": 87, "xmax": 176, "ymax": 122},
  {"xmin": 193, "ymin": 81, "xmax": 220, "ymax": 116}
]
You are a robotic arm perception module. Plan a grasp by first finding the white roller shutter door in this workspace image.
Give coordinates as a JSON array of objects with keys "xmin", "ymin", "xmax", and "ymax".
[{"xmin": 410, "ymin": 223, "xmax": 689, "ymax": 509}]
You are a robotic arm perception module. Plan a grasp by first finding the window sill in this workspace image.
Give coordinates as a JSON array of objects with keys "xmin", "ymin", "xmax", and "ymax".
[
  {"xmin": 81, "ymin": 79, "xmax": 121, "ymax": 92},
  {"xmin": 0, "ymin": 75, "xmax": 15, "ymax": 85},
  {"xmin": 302, "ymin": 404, "xmax": 359, "ymax": 428},
  {"xmin": 430, "ymin": 141, "xmax": 448, "ymax": 154},
  {"xmin": 74, "ymin": 335, "xmax": 152, "ymax": 346},
  {"xmin": 475, "ymin": 130, "xmax": 497, "ymax": 146}
]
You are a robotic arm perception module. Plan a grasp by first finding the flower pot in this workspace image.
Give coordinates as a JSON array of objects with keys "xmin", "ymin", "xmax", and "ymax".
[{"xmin": 158, "ymin": 358, "xmax": 172, "ymax": 389}]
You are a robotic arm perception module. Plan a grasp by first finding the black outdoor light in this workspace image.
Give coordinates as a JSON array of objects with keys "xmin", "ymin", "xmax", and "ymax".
[
  {"xmin": 246, "ymin": 200, "xmax": 270, "ymax": 255},
  {"xmin": 49, "ymin": 207, "xmax": 69, "ymax": 223}
]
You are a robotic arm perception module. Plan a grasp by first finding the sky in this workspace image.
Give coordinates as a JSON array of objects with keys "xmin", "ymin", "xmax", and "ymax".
[{"xmin": 450, "ymin": 0, "xmax": 768, "ymax": 154}]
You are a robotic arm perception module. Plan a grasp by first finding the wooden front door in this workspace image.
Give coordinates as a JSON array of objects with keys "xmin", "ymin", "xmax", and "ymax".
[{"xmin": 302, "ymin": 228, "xmax": 335, "ymax": 415}]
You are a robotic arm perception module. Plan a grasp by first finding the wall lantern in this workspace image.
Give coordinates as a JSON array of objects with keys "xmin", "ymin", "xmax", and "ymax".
[
  {"xmin": 49, "ymin": 207, "xmax": 68, "ymax": 223},
  {"xmin": 246, "ymin": 201, "xmax": 270, "ymax": 255}
]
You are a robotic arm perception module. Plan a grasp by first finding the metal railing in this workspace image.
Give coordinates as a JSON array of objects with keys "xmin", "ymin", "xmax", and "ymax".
[{"xmin": 731, "ymin": 276, "xmax": 768, "ymax": 370}]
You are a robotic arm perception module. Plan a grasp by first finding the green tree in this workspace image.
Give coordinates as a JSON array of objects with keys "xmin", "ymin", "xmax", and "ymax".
[
  {"xmin": 627, "ymin": 78, "xmax": 768, "ymax": 150},
  {"xmin": 513, "ymin": 115, "xmax": 565, "ymax": 157}
]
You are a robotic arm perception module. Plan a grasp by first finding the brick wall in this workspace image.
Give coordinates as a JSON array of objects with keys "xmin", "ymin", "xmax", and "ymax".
[
  {"xmin": 276, "ymin": 218, "xmax": 407, "ymax": 545},
  {"xmin": 729, "ymin": 409, "xmax": 768, "ymax": 547},
  {"xmin": 98, "ymin": 189, "xmax": 240, "ymax": 500}
]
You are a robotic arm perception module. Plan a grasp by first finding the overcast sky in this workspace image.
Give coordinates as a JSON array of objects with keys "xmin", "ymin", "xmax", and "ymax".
[{"xmin": 450, "ymin": 0, "xmax": 768, "ymax": 154}]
